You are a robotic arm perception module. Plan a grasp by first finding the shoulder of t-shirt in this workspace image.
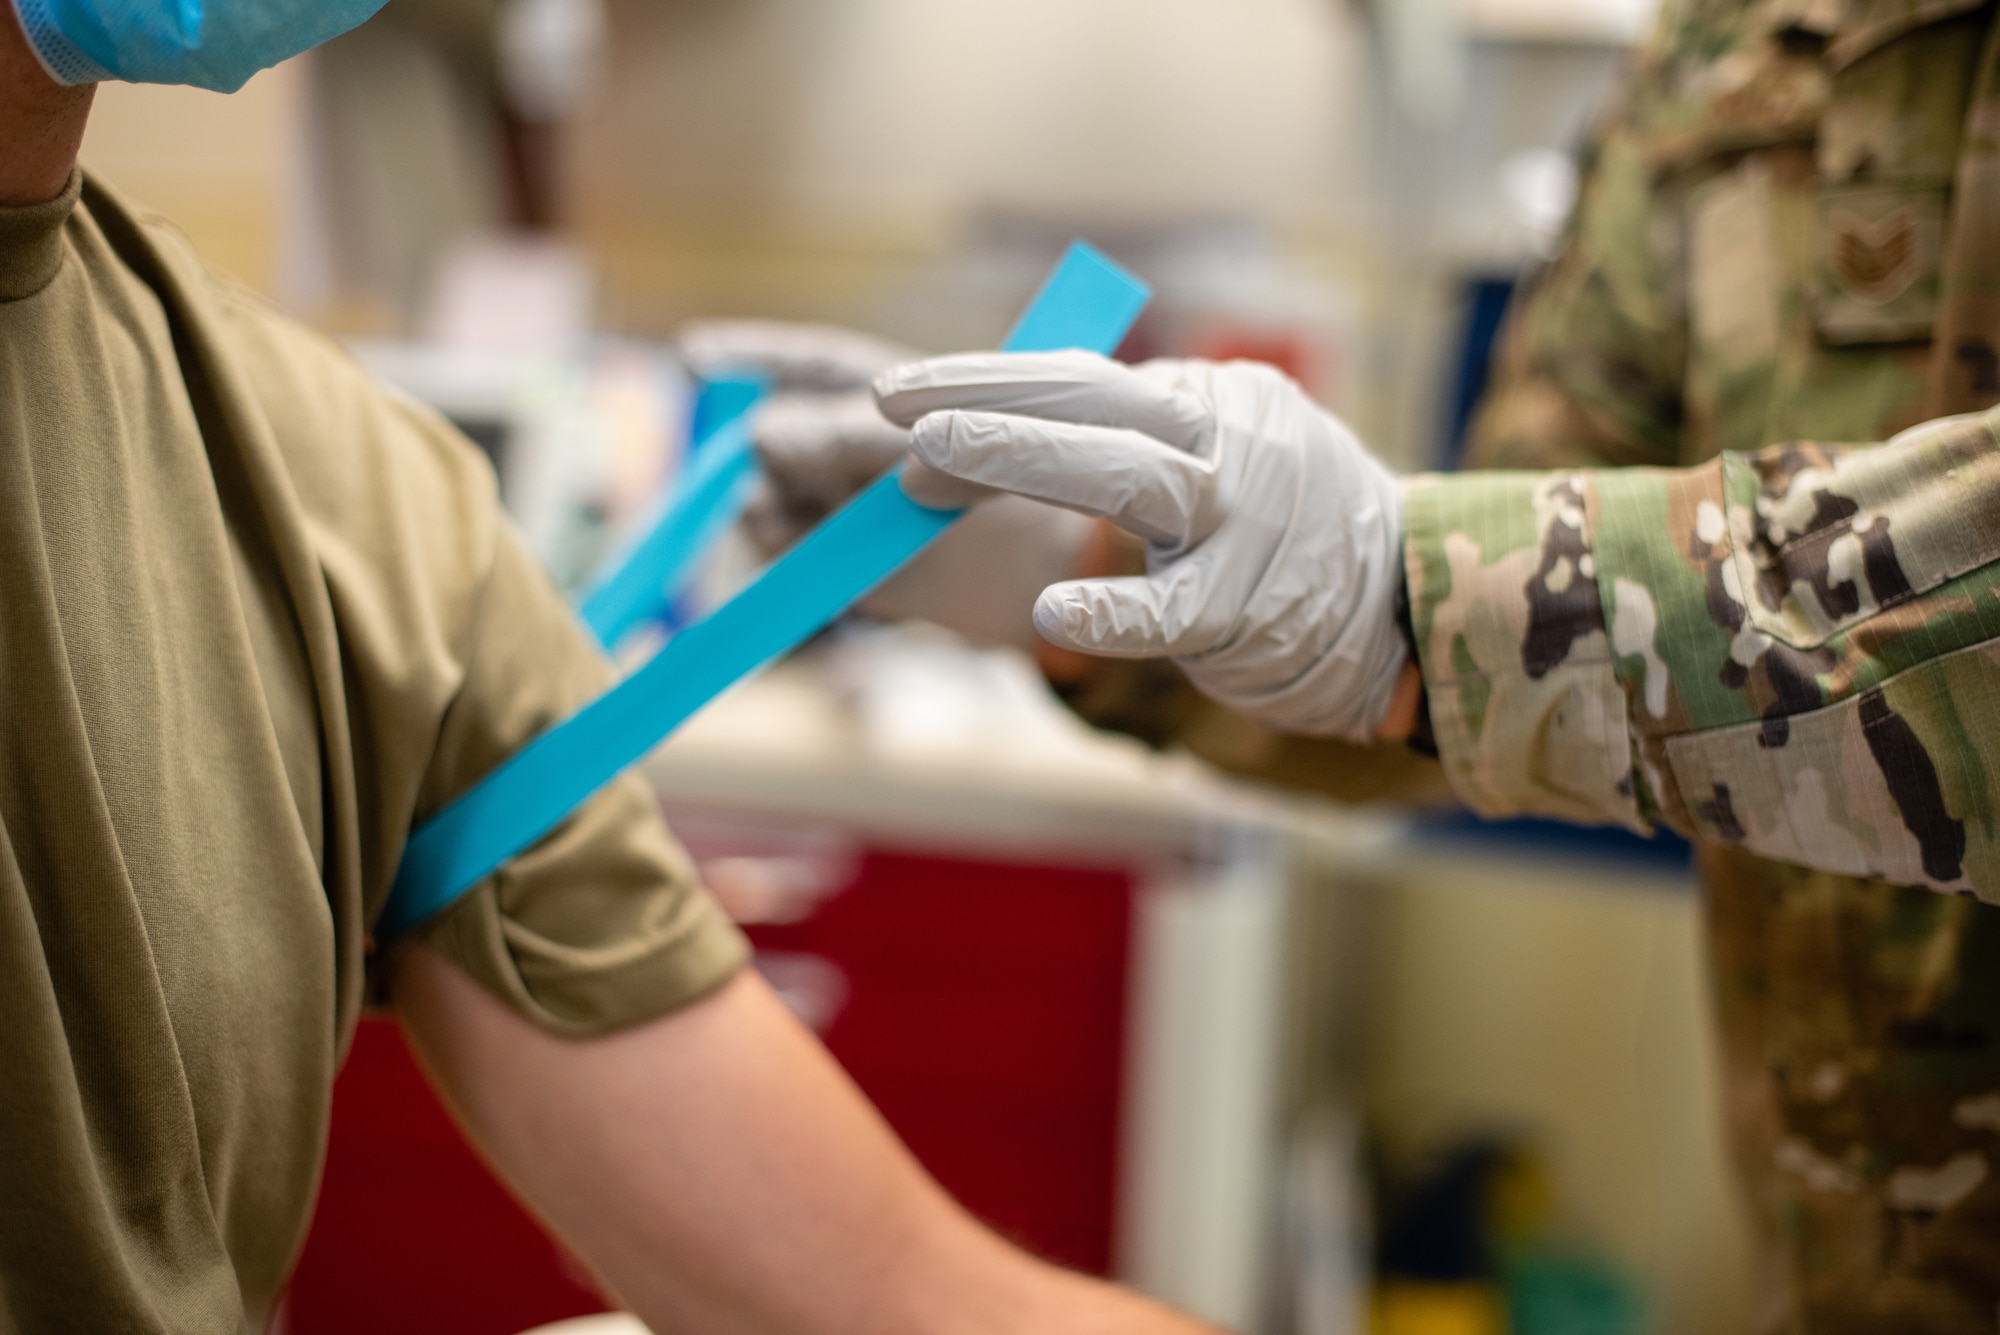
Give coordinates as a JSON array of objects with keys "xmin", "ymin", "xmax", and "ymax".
[{"xmin": 81, "ymin": 172, "xmax": 508, "ymax": 671}]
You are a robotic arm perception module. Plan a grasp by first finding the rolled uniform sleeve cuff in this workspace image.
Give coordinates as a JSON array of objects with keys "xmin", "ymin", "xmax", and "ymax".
[{"xmin": 1401, "ymin": 471, "xmax": 1647, "ymax": 833}]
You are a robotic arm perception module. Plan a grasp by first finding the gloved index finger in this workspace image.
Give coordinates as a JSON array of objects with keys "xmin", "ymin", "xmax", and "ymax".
[
  {"xmin": 875, "ymin": 351, "xmax": 1209, "ymax": 456},
  {"xmin": 909, "ymin": 410, "xmax": 1213, "ymax": 547}
]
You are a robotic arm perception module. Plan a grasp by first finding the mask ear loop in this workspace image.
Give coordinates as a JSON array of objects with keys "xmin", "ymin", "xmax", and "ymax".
[{"xmin": 10, "ymin": 0, "xmax": 116, "ymax": 85}]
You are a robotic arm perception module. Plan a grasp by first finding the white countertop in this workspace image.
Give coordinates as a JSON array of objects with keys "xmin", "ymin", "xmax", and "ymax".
[{"xmin": 643, "ymin": 630, "xmax": 1401, "ymax": 868}]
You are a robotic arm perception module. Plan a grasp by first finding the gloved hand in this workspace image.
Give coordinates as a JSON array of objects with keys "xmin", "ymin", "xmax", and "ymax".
[
  {"xmin": 680, "ymin": 320, "xmax": 917, "ymax": 552},
  {"xmin": 875, "ymin": 352, "xmax": 1409, "ymax": 742},
  {"xmin": 677, "ymin": 320, "xmax": 1094, "ymax": 651}
]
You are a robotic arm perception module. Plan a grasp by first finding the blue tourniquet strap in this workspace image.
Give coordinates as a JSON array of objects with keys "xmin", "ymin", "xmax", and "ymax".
[
  {"xmin": 578, "ymin": 374, "xmax": 767, "ymax": 650},
  {"xmin": 381, "ymin": 242, "xmax": 1150, "ymax": 938}
]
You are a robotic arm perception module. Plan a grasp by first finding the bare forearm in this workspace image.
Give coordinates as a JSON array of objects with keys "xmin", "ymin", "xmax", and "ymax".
[{"xmin": 393, "ymin": 948, "xmax": 1216, "ymax": 1335}]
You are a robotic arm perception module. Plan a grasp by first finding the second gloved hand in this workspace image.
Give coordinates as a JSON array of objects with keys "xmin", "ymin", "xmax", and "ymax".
[
  {"xmin": 680, "ymin": 319, "xmax": 918, "ymax": 551},
  {"xmin": 678, "ymin": 320, "xmax": 1094, "ymax": 651},
  {"xmin": 876, "ymin": 352, "xmax": 1408, "ymax": 742}
]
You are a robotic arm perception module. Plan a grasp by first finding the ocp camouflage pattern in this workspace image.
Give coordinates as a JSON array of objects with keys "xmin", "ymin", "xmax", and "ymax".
[
  {"xmin": 1407, "ymin": 406, "xmax": 2000, "ymax": 895},
  {"xmin": 1400, "ymin": 0, "xmax": 2000, "ymax": 1327}
]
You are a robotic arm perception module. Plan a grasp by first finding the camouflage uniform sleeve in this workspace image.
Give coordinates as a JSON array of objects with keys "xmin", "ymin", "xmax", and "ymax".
[{"xmin": 1404, "ymin": 404, "xmax": 2000, "ymax": 895}]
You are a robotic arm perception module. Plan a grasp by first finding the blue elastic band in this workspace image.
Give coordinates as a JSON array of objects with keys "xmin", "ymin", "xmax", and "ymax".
[
  {"xmin": 381, "ymin": 242, "xmax": 1150, "ymax": 938},
  {"xmin": 578, "ymin": 373, "xmax": 767, "ymax": 650},
  {"xmin": 999, "ymin": 243, "xmax": 1150, "ymax": 360}
]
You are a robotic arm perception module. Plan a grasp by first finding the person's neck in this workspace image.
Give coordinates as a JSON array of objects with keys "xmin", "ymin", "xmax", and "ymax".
[{"xmin": 0, "ymin": 7, "xmax": 93, "ymax": 206}]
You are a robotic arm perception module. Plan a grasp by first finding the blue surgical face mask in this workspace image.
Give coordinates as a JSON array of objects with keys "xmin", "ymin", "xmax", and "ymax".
[{"xmin": 12, "ymin": 0, "xmax": 391, "ymax": 92}]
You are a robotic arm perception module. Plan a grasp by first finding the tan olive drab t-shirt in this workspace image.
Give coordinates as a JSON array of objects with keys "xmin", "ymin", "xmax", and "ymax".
[{"xmin": 0, "ymin": 174, "xmax": 748, "ymax": 1332}]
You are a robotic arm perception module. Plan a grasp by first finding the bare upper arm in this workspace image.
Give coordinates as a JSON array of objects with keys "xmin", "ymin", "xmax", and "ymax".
[{"xmin": 391, "ymin": 945, "xmax": 1218, "ymax": 1335}]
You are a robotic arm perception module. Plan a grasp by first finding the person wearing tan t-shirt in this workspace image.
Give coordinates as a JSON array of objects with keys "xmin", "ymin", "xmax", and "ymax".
[{"xmin": 0, "ymin": 19, "xmax": 1218, "ymax": 1335}]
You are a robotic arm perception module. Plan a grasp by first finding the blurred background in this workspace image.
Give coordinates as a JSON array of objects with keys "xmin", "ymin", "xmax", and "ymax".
[{"xmin": 79, "ymin": 1, "xmax": 1756, "ymax": 1331}]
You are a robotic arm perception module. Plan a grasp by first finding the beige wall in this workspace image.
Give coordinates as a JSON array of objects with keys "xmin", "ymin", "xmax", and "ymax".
[
  {"xmin": 577, "ymin": 0, "xmax": 1365, "ymax": 230},
  {"xmin": 68, "ymin": 1, "xmax": 1379, "ymax": 334},
  {"xmin": 77, "ymin": 62, "xmax": 304, "ymax": 295},
  {"xmin": 568, "ymin": 0, "xmax": 1372, "ymax": 334}
]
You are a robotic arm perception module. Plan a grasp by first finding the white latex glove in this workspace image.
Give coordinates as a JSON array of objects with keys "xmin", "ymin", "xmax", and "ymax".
[
  {"xmin": 677, "ymin": 320, "xmax": 1093, "ymax": 651},
  {"xmin": 875, "ymin": 352, "xmax": 1408, "ymax": 742}
]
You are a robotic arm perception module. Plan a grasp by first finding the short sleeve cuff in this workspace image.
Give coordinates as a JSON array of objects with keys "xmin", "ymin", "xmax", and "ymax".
[{"xmin": 410, "ymin": 771, "xmax": 751, "ymax": 1038}]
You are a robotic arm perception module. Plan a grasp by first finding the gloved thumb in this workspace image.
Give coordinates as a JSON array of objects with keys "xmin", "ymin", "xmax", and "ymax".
[{"xmin": 1032, "ymin": 574, "xmax": 1180, "ymax": 657}]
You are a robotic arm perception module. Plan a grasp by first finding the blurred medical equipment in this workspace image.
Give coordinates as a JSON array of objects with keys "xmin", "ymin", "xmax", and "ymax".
[
  {"xmin": 351, "ymin": 327, "xmax": 687, "ymax": 594},
  {"xmin": 879, "ymin": 353, "xmax": 1406, "ymax": 742},
  {"xmin": 290, "ymin": 0, "xmax": 601, "ymax": 327},
  {"xmin": 427, "ymin": 233, "xmax": 595, "ymax": 349},
  {"xmin": 348, "ymin": 215, "xmax": 698, "ymax": 598},
  {"xmin": 494, "ymin": 0, "xmax": 604, "ymax": 124}
]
